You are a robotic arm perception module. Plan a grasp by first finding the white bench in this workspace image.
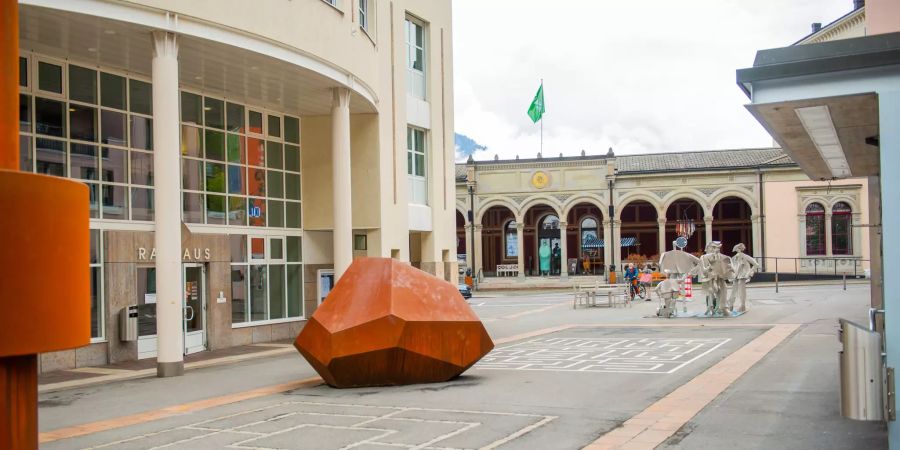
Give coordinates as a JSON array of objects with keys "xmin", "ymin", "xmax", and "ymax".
[
  {"xmin": 496, "ymin": 264, "xmax": 519, "ymax": 277},
  {"xmin": 573, "ymin": 283, "xmax": 632, "ymax": 309}
]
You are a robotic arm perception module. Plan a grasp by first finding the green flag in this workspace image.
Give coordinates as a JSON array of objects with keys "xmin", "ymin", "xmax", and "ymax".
[{"xmin": 527, "ymin": 84, "xmax": 545, "ymax": 123}]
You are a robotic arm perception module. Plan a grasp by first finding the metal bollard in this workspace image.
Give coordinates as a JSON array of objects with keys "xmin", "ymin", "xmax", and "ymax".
[
  {"xmin": 844, "ymin": 273, "xmax": 847, "ymax": 291},
  {"xmin": 839, "ymin": 318, "xmax": 884, "ymax": 420}
]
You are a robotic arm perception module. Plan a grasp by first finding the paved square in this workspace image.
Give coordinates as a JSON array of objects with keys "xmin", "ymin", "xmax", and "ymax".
[
  {"xmin": 86, "ymin": 400, "xmax": 556, "ymax": 450},
  {"xmin": 477, "ymin": 337, "xmax": 731, "ymax": 374}
]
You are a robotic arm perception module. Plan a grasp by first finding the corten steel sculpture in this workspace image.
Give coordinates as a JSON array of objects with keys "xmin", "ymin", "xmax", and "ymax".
[
  {"xmin": 0, "ymin": 1, "xmax": 91, "ymax": 448},
  {"xmin": 294, "ymin": 258, "xmax": 494, "ymax": 388}
]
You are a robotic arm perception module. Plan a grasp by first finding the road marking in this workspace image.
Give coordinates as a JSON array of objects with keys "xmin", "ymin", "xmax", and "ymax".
[
  {"xmin": 38, "ymin": 376, "xmax": 323, "ymax": 444},
  {"xmin": 502, "ymin": 301, "xmax": 569, "ymax": 319},
  {"xmin": 583, "ymin": 323, "xmax": 800, "ymax": 449}
]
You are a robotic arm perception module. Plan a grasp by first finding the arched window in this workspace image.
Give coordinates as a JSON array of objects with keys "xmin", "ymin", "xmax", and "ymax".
[
  {"xmin": 832, "ymin": 202, "xmax": 853, "ymax": 255},
  {"xmin": 580, "ymin": 217, "xmax": 599, "ymax": 257},
  {"xmin": 805, "ymin": 203, "xmax": 826, "ymax": 255},
  {"xmin": 504, "ymin": 220, "xmax": 518, "ymax": 258},
  {"xmin": 540, "ymin": 215, "xmax": 560, "ymax": 230}
]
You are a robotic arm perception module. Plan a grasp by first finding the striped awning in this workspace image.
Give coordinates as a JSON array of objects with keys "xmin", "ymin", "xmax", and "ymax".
[{"xmin": 582, "ymin": 237, "xmax": 640, "ymax": 248}]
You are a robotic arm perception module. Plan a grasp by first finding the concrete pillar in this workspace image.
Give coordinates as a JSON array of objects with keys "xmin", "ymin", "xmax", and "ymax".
[
  {"xmin": 613, "ymin": 220, "xmax": 622, "ymax": 271},
  {"xmin": 751, "ymin": 214, "xmax": 762, "ymax": 259},
  {"xmin": 603, "ymin": 220, "xmax": 612, "ymax": 280},
  {"xmin": 516, "ymin": 222, "xmax": 525, "ymax": 280},
  {"xmin": 825, "ymin": 213, "xmax": 833, "ymax": 256},
  {"xmin": 704, "ymin": 216, "xmax": 714, "ymax": 246},
  {"xmin": 464, "ymin": 223, "xmax": 473, "ymax": 272},
  {"xmin": 657, "ymin": 218, "xmax": 667, "ymax": 254},
  {"xmin": 331, "ymin": 87, "xmax": 352, "ymax": 280},
  {"xmin": 560, "ymin": 221, "xmax": 569, "ymax": 279},
  {"xmin": 474, "ymin": 224, "xmax": 483, "ymax": 278},
  {"xmin": 151, "ymin": 31, "xmax": 183, "ymax": 377}
]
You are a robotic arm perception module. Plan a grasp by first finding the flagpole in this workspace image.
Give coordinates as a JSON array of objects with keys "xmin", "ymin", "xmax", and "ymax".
[{"xmin": 540, "ymin": 79, "xmax": 543, "ymax": 156}]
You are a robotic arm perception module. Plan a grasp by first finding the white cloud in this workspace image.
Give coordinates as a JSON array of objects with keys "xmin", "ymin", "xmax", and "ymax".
[{"xmin": 452, "ymin": 0, "xmax": 852, "ymax": 159}]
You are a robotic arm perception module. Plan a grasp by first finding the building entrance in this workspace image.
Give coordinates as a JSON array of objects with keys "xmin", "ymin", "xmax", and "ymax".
[{"xmin": 183, "ymin": 264, "xmax": 207, "ymax": 355}]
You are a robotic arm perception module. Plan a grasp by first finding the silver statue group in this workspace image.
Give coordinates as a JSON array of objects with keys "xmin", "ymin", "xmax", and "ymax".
[{"xmin": 654, "ymin": 241, "xmax": 759, "ymax": 318}]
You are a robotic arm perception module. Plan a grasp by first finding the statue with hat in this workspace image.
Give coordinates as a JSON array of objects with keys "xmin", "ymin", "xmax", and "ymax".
[
  {"xmin": 728, "ymin": 243, "xmax": 759, "ymax": 313},
  {"xmin": 698, "ymin": 241, "xmax": 733, "ymax": 316}
]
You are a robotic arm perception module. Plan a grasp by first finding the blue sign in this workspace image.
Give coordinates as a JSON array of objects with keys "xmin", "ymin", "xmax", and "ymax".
[{"xmin": 248, "ymin": 206, "xmax": 262, "ymax": 218}]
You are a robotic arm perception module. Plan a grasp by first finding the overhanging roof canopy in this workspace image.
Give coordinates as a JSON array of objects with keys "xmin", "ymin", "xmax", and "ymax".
[{"xmin": 736, "ymin": 32, "xmax": 900, "ymax": 179}]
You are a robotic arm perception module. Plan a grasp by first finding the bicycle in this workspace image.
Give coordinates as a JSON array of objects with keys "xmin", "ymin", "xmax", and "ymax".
[{"xmin": 624, "ymin": 277, "xmax": 647, "ymax": 301}]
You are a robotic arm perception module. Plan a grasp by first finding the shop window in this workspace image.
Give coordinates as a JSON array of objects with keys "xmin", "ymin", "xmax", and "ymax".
[
  {"xmin": 231, "ymin": 235, "xmax": 304, "ymax": 325},
  {"xmin": 805, "ymin": 203, "xmax": 826, "ymax": 255},
  {"xmin": 832, "ymin": 202, "xmax": 853, "ymax": 256},
  {"xmin": 89, "ymin": 229, "xmax": 104, "ymax": 340},
  {"xmin": 505, "ymin": 220, "xmax": 518, "ymax": 258}
]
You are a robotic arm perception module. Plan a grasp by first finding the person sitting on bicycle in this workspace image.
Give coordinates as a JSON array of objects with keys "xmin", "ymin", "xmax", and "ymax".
[{"xmin": 624, "ymin": 263, "xmax": 639, "ymax": 298}]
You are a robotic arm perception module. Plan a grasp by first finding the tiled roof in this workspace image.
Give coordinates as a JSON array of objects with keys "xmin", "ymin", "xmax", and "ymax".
[
  {"xmin": 615, "ymin": 147, "xmax": 794, "ymax": 173},
  {"xmin": 455, "ymin": 164, "xmax": 467, "ymax": 182}
]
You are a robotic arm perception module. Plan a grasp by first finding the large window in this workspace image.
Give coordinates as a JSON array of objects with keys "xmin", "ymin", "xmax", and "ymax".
[
  {"xmin": 231, "ymin": 235, "xmax": 303, "ymax": 325},
  {"xmin": 805, "ymin": 203, "xmax": 826, "ymax": 255},
  {"xmin": 832, "ymin": 201, "xmax": 853, "ymax": 256},
  {"xmin": 359, "ymin": 0, "xmax": 370, "ymax": 33},
  {"xmin": 19, "ymin": 55, "xmax": 154, "ymax": 221},
  {"xmin": 405, "ymin": 17, "xmax": 426, "ymax": 99},
  {"xmin": 180, "ymin": 92, "xmax": 302, "ymax": 228},
  {"xmin": 505, "ymin": 220, "xmax": 518, "ymax": 258},
  {"xmin": 407, "ymin": 126, "xmax": 427, "ymax": 204}
]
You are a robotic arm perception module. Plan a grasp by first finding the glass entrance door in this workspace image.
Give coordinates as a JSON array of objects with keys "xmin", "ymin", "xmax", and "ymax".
[{"xmin": 183, "ymin": 264, "xmax": 207, "ymax": 354}]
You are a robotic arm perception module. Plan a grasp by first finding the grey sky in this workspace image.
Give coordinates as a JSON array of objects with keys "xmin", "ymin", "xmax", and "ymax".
[{"xmin": 452, "ymin": 0, "xmax": 853, "ymax": 161}]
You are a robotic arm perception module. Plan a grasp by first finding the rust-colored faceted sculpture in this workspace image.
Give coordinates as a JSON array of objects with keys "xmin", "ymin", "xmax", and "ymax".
[{"xmin": 295, "ymin": 258, "xmax": 493, "ymax": 388}]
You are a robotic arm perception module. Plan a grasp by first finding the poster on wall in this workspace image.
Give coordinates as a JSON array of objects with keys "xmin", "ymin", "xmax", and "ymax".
[{"xmin": 506, "ymin": 232, "xmax": 518, "ymax": 257}]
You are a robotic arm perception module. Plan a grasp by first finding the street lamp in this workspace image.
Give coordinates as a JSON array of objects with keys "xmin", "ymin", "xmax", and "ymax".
[{"xmin": 468, "ymin": 184, "xmax": 476, "ymax": 286}]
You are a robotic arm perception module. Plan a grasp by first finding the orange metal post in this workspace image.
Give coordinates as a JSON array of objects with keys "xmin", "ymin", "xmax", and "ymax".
[{"xmin": 0, "ymin": 0, "xmax": 17, "ymax": 170}]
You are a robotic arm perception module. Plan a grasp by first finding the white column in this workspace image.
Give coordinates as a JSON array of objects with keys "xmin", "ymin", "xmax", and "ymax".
[
  {"xmin": 751, "ymin": 214, "xmax": 762, "ymax": 260},
  {"xmin": 464, "ymin": 223, "xmax": 473, "ymax": 272},
  {"xmin": 559, "ymin": 221, "xmax": 569, "ymax": 279},
  {"xmin": 704, "ymin": 216, "xmax": 714, "ymax": 246},
  {"xmin": 657, "ymin": 218, "xmax": 667, "ymax": 254},
  {"xmin": 603, "ymin": 220, "xmax": 612, "ymax": 280},
  {"xmin": 331, "ymin": 87, "xmax": 352, "ymax": 280},
  {"xmin": 613, "ymin": 220, "xmax": 622, "ymax": 270},
  {"xmin": 474, "ymin": 224, "xmax": 483, "ymax": 278},
  {"xmin": 151, "ymin": 31, "xmax": 183, "ymax": 377},
  {"xmin": 516, "ymin": 223, "xmax": 525, "ymax": 280},
  {"xmin": 825, "ymin": 213, "xmax": 833, "ymax": 256}
]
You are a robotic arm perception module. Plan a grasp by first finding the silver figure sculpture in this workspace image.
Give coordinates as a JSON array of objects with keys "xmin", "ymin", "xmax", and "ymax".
[
  {"xmin": 698, "ymin": 241, "xmax": 734, "ymax": 316},
  {"xmin": 728, "ymin": 243, "xmax": 759, "ymax": 313}
]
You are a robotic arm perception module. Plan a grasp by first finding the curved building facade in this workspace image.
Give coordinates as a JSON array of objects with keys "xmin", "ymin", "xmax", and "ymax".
[{"xmin": 19, "ymin": 0, "xmax": 457, "ymax": 373}]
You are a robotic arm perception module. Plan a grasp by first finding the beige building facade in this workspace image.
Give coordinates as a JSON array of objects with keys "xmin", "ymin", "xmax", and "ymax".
[
  {"xmin": 456, "ymin": 148, "xmax": 870, "ymax": 281},
  {"xmin": 20, "ymin": 0, "xmax": 457, "ymax": 373}
]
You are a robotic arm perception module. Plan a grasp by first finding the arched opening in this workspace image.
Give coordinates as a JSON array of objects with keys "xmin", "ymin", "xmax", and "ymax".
[
  {"xmin": 805, "ymin": 203, "xmax": 826, "ymax": 255},
  {"xmin": 665, "ymin": 198, "xmax": 706, "ymax": 255},
  {"xmin": 832, "ymin": 201, "xmax": 853, "ymax": 255},
  {"xmin": 712, "ymin": 196, "xmax": 753, "ymax": 256},
  {"xmin": 620, "ymin": 200, "xmax": 658, "ymax": 263},
  {"xmin": 480, "ymin": 205, "xmax": 516, "ymax": 276},
  {"xmin": 455, "ymin": 210, "xmax": 466, "ymax": 261},
  {"xmin": 566, "ymin": 202, "xmax": 605, "ymax": 275},
  {"xmin": 523, "ymin": 204, "xmax": 561, "ymax": 275}
]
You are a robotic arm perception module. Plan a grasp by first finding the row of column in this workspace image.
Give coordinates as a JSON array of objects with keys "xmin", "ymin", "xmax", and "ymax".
[{"xmin": 149, "ymin": 31, "xmax": 353, "ymax": 377}]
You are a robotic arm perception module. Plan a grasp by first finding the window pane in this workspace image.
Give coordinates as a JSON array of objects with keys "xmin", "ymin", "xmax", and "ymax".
[
  {"xmin": 266, "ymin": 142, "xmax": 283, "ymax": 169},
  {"xmin": 806, "ymin": 214, "xmax": 825, "ymax": 255},
  {"xmin": 101, "ymin": 110, "xmax": 127, "ymax": 145},
  {"xmin": 181, "ymin": 125, "xmax": 203, "ymax": 157},
  {"xmin": 91, "ymin": 266, "xmax": 102, "ymax": 338},
  {"xmin": 131, "ymin": 187, "xmax": 154, "ymax": 221},
  {"xmin": 284, "ymin": 116, "xmax": 300, "ymax": 144},
  {"xmin": 230, "ymin": 235, "xmax": 247, "ymax": 262},
  {"xmin": 19, "ymin": 94, "xmax": 30, "ymax": 132},
  {"xmin": 284, "ymin": 144, "xmax": 300, "ymax": 172},
  {"xmin": 267, "ymin": 115, "xmax": 281, "ymax": 137},
  {"xmin": 205, "ymin": 130, "xmax": 225, "ymax": 161},
  {"xmin": 102, "ymin": 184, "xmax": 128, "ymax": 220},
  {"xmin": 35, "ymin": 97, "xmax": 65, "ymax": 137},
  {"xmin": 101, "ymin": 147, "xmax": 127, "ymax": 183},
  {"xmin": 71, "ymin": 143, "xmax": 99, "ymax": 180},
  {"xmin": 205, "ymin": 162, "xmax": 225, "ymax": 192},
  {"xmin": 90, "ymin": 229, "xmax": 100, "ymax": 264},
  {"xmin": 270, "ymin": 238, "xmax": 284, "ymax": 260},
  {"xmin": 415, "ymin": 153, "xmax": 425, "ymax": 176},
  {"xmin": 38, "ymin": 61, "xmax": 62, "ymax": 93},
  {"xmin": 227, "ymin": 164, "xmax": 246, "ymax": 194},
  {"xmin": 204, "ymin": 97, "xmax": 225, "ymax": 129},
  {"xmin": 231, "ymin": 266, "xmax": 248, "ymax": 324},
  {"xmin": 69, "ymin": 65, "xmax": 97, "ymax": 104},
  {"xmin": 250, "ymin": 265, "xmax": 268, "ymax": 321},
  {"xmin": 228, "ymin": 196, "xmax": 247, "ymax": 226},
  {"xmin": 137, "ymin": 268, "xmax": 157, "ymax": 336},
  {"xmin": 227, "ymin": 134, "xmax": 245, "ymax": 163},
  {"xmin": 36, "ymin": 138, "xmax": 66, "ymax": 176},
  {"xmin": 267, "ymin": 171, "xmax": 283, "ymax": 198},
  {"xmin": 19, "ymin": 57, "xmax": 26, "ymax": 87},
  {"xmin": 181, "ymin": 91, "xmax": 202, "ymax": 125},
  {"xmin": 407, "ymin": 150, "xmax": 413, "ymax": 176},
  {"xmin": 249, "ymin": 198, "xmax": 266, "ymax": 227},
  {"xmin": 269, "ymin": 265, "xmax": 285, "ymax": 319},
  {"xmin": 285, "ymin": 173, "xmax": 301, "ymax": 200},
  {"xmin": 287, "ymin": 237, "xmax": 302, "ymax": 262},
  {"xmin": 287, "ymin": 264, "xmax": 302, "ymax": 317},
  {"xmin": 207, "ymin": 194, "xmax": 226, "ymax": 225},
  {"xmin": 86, "ymin": 183, "xmax": 99, "ymax": 218},
  {"xmin": 183, "ymin": 192, "xmax": 204, "ymax": 223},
  {"xmin": 286, "ymin": 202, "xmax": 301, "ymax": 229},
  {"xmin": 248, "ymin": 167, "xmax": 266, "ymax": 197},
  {"xmin": 247, "ymin": 137, "xmax": 265, "ymax": 166},
  {"xmin": 131, "ymin": 151, "xmax": 154, "ymax": 185},
  {"xmin": 182, "ymin": 158, "xmax": 202, "ymax": 190},
  {"xmin": 226, "ymin": 102, "xmax": 244, "ymax": 133},
  {"xmin": 130, "ymin": 116, "xmax": 153, "ymax": 150},
  {"xmin": 249, "ymin": 110, "xmax": 263, "ymax": 134},
  {"xmin": 251, "ymin": 237, "xmax": 266, "ymax": 260},
  {"xmin": 19, "ymin": 135, "xmax": 32, "ymax": 172},
  {"xmin": 100, "ymin": 72, "xmax": 126, "ymax": 109},
  {"xmin": 69, "ymin": 105, "xmax": 97, "ymax": 142},
  {"xmin": 268, "ymin": 200, "xmax": 284, "ymax": 227},
  {"xmin": 129, "ymin": 79, "xmax": 152, "ymax": 115}
]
